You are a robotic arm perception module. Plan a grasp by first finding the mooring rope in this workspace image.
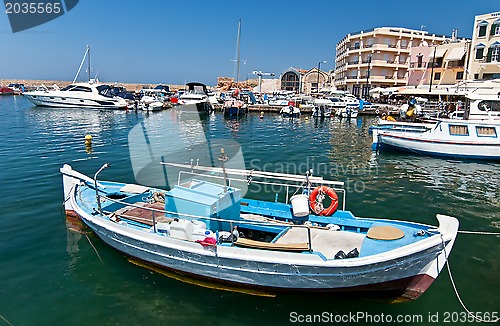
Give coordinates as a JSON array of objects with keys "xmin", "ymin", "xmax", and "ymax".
[
  {"xmin": 458, "ymin": 230, "xmax": 500, "ymax": 236},
  {"xmin": 441, "ymin": 235, "xmax": 500, "ymax": 323},
  {"xmin": 85, "ymin": 234, "xmax": 102, "ymax": 262},
  {"xmin": 0, "ymin": 314, "xmax": 13, "ymax": 326}
]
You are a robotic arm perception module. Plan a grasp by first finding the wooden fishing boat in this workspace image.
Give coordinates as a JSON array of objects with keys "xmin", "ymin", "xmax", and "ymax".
[{"xmin": 61, "ymin": 160, "xmax": 458, "ymax": 300}]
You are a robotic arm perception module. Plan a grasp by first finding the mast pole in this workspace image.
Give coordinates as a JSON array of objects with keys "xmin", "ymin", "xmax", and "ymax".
[
  {"xmin": 236, "ymin": 19, "xmax": 241, "ymax": 85},
  {"xmin": 87, "ymin": 45, "xmax": 91, "ymax": 82}
]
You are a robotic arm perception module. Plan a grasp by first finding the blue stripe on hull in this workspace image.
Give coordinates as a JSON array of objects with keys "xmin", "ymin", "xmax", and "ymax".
[{"xmin": 379, "ymin": 143, "xmax": 500, "ymax": 161}]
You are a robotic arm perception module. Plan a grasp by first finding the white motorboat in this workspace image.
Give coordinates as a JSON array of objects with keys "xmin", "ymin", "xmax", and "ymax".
[
  {"xmin": 23, "ymin": 46, "xmax": 129, "ymax": 109},
  {"xmin": 312, "ymin": 99, "xmax": 334, "ymax": 117},
  {"xmin": 23, "ymin": 82, "xmax": 129, "ymax": 109},
  {"xmin": 464, "ymin": 92, "xmax": 500, "ymax": 121},
  {"xmin": 280, "ymin": 105, "xmax": 301, "ymax": 118},
  {"xmin": 373, "ymin": 119, "xmax": 500, "ymax": 160},
  {"xmin": 178, "ymin": 82, "xmax": 213, "ymax": 113},
  {"xmin": 337, "ymin": 105, "xmax": 359, "ymax": 118}
]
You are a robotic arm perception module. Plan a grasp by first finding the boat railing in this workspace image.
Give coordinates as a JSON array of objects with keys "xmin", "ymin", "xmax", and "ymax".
[
  {"xmin": 176, "ymin": 168, "xmax": 347, "ymax": 210},
  {"xmin": 101, "ymin": 194, "xmax": 317, "ymax": 252}
]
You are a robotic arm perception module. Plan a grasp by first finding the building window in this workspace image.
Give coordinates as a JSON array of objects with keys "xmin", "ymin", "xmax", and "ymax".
[
  {"xmin": 434, "ymin": 72, "xmax": 441, "ymax": 80},
  {"xmin": 456, "ymin": 71, "xmax": 464, "ymax": 80},
  {"xmin": 478, "ymin": 25, "xmax": 487, "ymax": 37},
  {"xmin": 492, "ymin": 47, "xmax": 500, "ymax": 62},
  {"xmin": 417, "ymin": 54, "xmax": 423, "ymax": 68},
  {"xmin": 491, "ymin": 23, "xmax": 500, "ymax": 35},
  {"xmin": 475, "ymin": 48, "xmax": 484, "ymax": 60},
  {"xmin": 474, "ymin": 73, "xmax": 479, "ymax": 79}
]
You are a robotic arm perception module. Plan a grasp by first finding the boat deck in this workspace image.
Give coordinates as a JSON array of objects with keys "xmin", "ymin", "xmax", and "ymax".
[{"xmin": 109, "ymin": 202, "xmax": 169, "ymax": 226}]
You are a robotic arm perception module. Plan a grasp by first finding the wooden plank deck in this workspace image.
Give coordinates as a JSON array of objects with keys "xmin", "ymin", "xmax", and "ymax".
[
  {"xmin": 113, "ymin": 202, "xmax": 169, "ymax": 226},
  {"xmin": 235, "ymin": 237, "xmax": 309, "ymax": 251}
]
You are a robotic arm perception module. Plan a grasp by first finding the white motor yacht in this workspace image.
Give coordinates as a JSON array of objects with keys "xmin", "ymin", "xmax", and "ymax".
[{"xmin": 23, "ymin": 82, "xmax": 129, "ymax": 109}]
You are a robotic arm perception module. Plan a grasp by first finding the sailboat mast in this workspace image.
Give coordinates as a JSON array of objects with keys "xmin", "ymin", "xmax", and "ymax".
[
  {"xmin": 72, "ymin": 45, "xmax": 90, "ymax": 83},
  {"xmin": 236, "ymin": 19, "xmax": 241, "ymax": 85},
  {"xmin": 87, "ymin": 45, "xmax": 91, "ymax": 82}
]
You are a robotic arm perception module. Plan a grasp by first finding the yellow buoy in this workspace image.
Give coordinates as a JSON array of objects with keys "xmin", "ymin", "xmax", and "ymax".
[{"xmin": 85, "ymin": 134, "xmax": 92, "ymax": 145}]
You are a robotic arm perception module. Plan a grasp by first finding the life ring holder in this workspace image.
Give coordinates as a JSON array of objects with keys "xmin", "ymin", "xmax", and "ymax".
[
  {"xmin": 153, "ymin": 191, "xmax": 165, "ymax": 203},
  {"xmin": 309, "ymin": 186, "xmax": 338, "ymax": 216}
]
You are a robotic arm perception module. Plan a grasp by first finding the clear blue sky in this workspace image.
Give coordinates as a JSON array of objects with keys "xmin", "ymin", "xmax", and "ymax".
[{"xmin": 1, "ymin": 0, "xmax": 498, "ymax": 86}]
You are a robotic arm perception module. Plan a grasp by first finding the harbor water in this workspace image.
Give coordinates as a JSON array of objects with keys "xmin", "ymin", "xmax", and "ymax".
[{"xmin": 0, "ymin": 96, "xmax": 499, "ymax": 325}]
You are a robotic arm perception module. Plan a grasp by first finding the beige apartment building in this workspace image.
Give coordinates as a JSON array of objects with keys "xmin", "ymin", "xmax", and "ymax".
[
  {"xmin": 468, "ymin": 12, "xmax": 500, "ymax": 80},
  {"xmin": 335, "ymin": 27, "xmax": 449, "ymax": 97},
  {"xmin": 407, "ymin": 38, "xmax": 469, "ymax": 88}
]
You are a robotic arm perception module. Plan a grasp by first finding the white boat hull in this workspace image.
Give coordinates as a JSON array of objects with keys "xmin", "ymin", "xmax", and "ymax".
[{"xmin": 375, "ymin": 120, "xmax": 500, "ymax": 160}]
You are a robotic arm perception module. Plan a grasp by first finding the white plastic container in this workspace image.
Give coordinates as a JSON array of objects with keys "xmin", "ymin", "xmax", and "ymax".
[
  {"xmin": 156, "ymin": 222, "xmax": 171, "ymax": 235},
  {"xmin": 191, "ymin": 220, "xmax": 207, "ymax": 233},
  {"xmin": 290, "ymin": 194, "xmax": 310, "ymax": 217},
  {"xmin": 170, "ymin": 219, "xmax": 194, "ymax": 240}
]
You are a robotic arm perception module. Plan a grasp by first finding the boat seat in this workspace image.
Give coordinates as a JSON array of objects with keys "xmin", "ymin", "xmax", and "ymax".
[
  {"xmin": 366, "ymin": 226, "xmax": 404, "ymax": 240},
  {"xmin": 235, "ymin": 238, "xmax": 309, "ymax": 251}
]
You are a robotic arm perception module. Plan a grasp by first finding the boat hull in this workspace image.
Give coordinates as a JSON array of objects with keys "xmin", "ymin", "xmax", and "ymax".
[
  {"xmin": 75, "ymin": 211, "xmax": 449, "ymax": 299},
  {"xmin": 378, "ymin": 132, "xmax": 500, "ymax": 160},
  {"xmin": 23, "ymin": 93, "xmax": 128, "ymax": 109}
]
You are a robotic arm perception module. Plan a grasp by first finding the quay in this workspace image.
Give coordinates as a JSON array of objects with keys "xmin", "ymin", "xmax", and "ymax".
[{"xmin": 243, "ymin": 104, "xmax": 397, "ymax": 116}]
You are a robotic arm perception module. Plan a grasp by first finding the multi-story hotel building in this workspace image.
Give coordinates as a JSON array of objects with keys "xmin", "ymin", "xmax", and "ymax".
[
  {"xmin": 468, "ymin": 12, "xmax": 500, "ymax": 80},
  {"xmin": 335, "ymin": 27, "xmax": 449, "ymax": 97}
]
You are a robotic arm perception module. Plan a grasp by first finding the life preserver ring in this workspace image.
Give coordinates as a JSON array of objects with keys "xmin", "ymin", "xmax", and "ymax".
[
  {"xmin": 153, "ymin": 191, "xmax": 165, "ymax": 203},
  {"xmin": 309, "ymin": 186, "xmax": 338, "ymax": 216}
]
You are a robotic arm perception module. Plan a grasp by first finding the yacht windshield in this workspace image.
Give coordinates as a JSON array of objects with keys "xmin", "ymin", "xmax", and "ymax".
[{"xmin": 96, "ymin": 85, "xmax": 114, "ymax": 98}]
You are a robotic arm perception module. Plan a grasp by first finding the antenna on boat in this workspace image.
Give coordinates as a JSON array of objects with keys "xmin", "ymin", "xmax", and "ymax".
[
  {"xmin": 94, "ymin": 163, "xmax": 110, "ymax": 215},
  {"xmin": 218, "ymin": 148, "xmax": 229, "ymax": 192}
]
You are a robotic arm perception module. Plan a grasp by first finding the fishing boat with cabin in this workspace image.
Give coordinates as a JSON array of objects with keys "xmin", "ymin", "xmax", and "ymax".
[{"xmin": 61, "ymin": 154, "xmax": 459, "ymax": 299}]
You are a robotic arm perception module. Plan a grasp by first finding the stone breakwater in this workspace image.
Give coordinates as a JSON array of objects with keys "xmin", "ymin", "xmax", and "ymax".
[{"xmin": 0, "ymin": 79, "xmax": 185, "ymax": 92}]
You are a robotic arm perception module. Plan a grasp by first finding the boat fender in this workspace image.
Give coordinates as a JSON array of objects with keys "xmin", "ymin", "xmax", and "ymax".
[
  {"xmin": 326, "ymin": 223, "xmax": 340, "ymax": 231},
  {"xmin": 309, "ymin": 186, "xmax": 338, "ymax": 216},
  {"xmin": 153, "ymin": 191, "xmax": 165, "ymax": 203},
  {"xmin": 375, "ymin": 109, "xmax": 380, "ymax": 115}
]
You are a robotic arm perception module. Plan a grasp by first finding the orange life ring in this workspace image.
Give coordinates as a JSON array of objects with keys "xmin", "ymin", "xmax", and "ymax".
[{"xmin": 309, "ymin": 186, "xmax": 338, "ymax": 216}]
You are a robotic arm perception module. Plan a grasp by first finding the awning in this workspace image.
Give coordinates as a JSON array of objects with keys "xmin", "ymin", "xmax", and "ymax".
[
  {"xmin": 477, "ymin": 20, "xmax": 489, "ymax": 26},
  {"xmin": 397, "ymin": 88, "xmax": 466, "ymax": 96},
  {"xmin": 474, "ymin": 43, "xmax": 486, "ymax": 49},
  {"xmin": 428, "ymin": 47, "xmax": 448, "ymax": 59},
  {"xmin": 445, "ymin": 47, "xmax": 466, "ymax": 61}
]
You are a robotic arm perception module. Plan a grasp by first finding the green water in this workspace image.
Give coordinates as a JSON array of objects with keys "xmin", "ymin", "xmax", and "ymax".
[{"xmin": 0, "ymin": 96, "xmax": 498, "ymax": 325}]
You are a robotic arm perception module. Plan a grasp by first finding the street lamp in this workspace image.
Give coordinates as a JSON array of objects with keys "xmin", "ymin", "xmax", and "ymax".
[
  {"xmin": 317, "ymin": 60, "xmax": 326, "ymax": 94},
  {"xmin": 365, "ymin": 55, "xmax": 372, "ymax": 100}
]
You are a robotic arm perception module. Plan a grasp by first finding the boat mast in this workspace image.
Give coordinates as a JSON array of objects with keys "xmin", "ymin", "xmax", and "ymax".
[
  {"xmin": 236, "ymin": 19, "xmax": 241, "ymax": 85},
  {"xmin": 232, "ymin": 19, "xmax": 241, "ymax": 86},
  {"xmin": 87, "ymin": 45, "xmax": 91, "ymax": 82},
  {"xmin": 73, "ymin": 45, "xmax": 91, "ymax": 83}
]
